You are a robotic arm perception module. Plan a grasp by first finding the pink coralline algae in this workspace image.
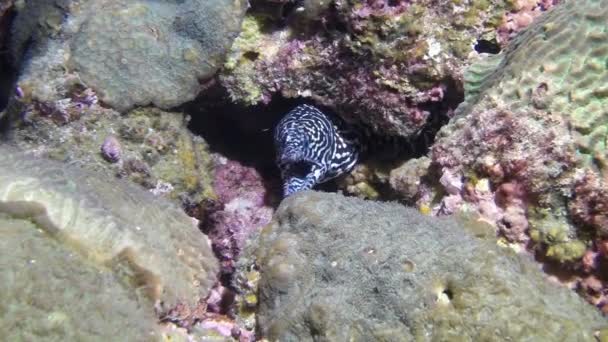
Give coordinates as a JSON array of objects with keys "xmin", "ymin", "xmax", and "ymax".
[
  {"xmin": 19, "ymin": 87, "xmax": 99, "ymax": 125},
  {"xmin": 203, "ymin": 156, "xmax": 274, "ymax": 278},
  {"xmin": 423, "ymin": 105, "xmax": 576, "ymax": 244},
  {"xmin": 570, "ymin": 172, "xmax": 608, "ymax": 235},
  {"xmin": 497, "ymin": 0, "xmax": 559, "ymax": 45},
  {"xmin": 220, "ymin": 0, "xmax": 527, "ymax": 138}
]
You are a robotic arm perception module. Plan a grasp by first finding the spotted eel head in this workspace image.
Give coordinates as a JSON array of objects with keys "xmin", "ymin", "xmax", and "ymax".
[
  {"xmin": 274, "ymin": 108, "xmax": 315, "ymax": 196},
  {"xmin": 274, "ymin": 117, "xmax": 309, "ymax": 168},
  {"xmin": 274, "ymin": 104, "xmax": 360, "ymax": 197}
]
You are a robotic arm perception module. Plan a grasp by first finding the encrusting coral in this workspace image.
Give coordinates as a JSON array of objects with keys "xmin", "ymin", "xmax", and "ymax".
[
  {"xmin": 221, "ymin": 0, "xmax": 554, "ymax": 138},
  {"xmin": 0, "ymin": 145, "xmax": 220, "ymax": 339}
]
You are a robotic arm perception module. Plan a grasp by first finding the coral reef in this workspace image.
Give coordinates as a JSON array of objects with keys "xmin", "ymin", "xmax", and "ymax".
[
  {"xmin": 238, "ymin": 191, "xmax": 607, "ymax": 341},
  {"xmin": 10, "ymin": 0, "xmax": 247, "ymax": 112},
  {"xmin": 497, "ymin": 0, "xmax": 560, "ymax": 44},
  {"xmin": 204, "ymin": 157, "xmax": 274, "ymax": 280},
  {"xmin": 220, "ymin": 0, "xmax": 550, "ymax": 138},
  {"xmin": 386, "ymin": 0, "xmax": 608, "ymax": 308},
  {"xmin": 0, "ymin": 214, "xmax": 161, "ymax": 341}
]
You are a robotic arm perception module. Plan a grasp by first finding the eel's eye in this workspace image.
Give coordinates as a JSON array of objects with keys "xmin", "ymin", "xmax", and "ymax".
[{"xmin": 289, "ymin": 161, "xmax": 312, "ymax": 178}]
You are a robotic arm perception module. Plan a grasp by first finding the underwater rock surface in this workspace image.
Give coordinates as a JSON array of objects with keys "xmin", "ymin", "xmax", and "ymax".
[
  {"xmin": 0, "ymin": 146, "xmax": 219, "ymax": 316},
  {"xmin": 9, "ymin": 106, "xmax": 216, "ymax": 214},
  {"xmin": 10, "ymin": 0, "xmax": 247, "ymax": 111},
  {"xmin": 248, "ymin": 191, "xmax": 606, "ymax": 341}
]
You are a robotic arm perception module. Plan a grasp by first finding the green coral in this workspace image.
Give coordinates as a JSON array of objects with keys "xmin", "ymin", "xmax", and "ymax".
[
  {"xmin": 221, "ymin": 15, "xmax": 270, "ymax": 104},
  {"xmin": 10, "ymin": 105, "xmax": 216, "ymax": 209},
  {"xmin": 0, "ymin": 214, "xmax": 161, "ymax": 341},
  {"xmin": 224, "ymin": 16, "xmax": 266, "ymax": 71},
  {"xmin": 11, "ymin": 0, "xmax": 247, "ymax": 112}
]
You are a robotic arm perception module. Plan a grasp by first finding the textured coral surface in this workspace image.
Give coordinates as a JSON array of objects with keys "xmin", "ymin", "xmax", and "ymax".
[
  {"xmin": 10, "ymin": 106, "xmax": 216, "ymax": 212},
  {"xmin": 0, "ymin": 146, "xmax": 218, "ymax": 311},
  {"xmin": 433, "ymin": 0, "xmax": 608, "ymax": 258},
  {"xmin": 220, "ymin": 0, "xmax": 553, "ymax": 138},
  {"xmin": 244, "ymin": 191, "xmax": 607, "ymax": 341},
  {"xmin": 0, "ymin": 214, "xmax": 160, "ymax": 341},
  {"xmin": 11, "ymin": 0, "xmax": 247, "ymax": 112},
  {"xmin": 205, "ymin": 157, "xmax": 274, "ymax": 278}
]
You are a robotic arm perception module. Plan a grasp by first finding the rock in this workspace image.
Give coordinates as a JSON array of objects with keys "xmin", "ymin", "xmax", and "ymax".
[
  {"xmin": 220, "ymin": 0, "xmax": 555, "ymax": 138},
  {"xmin": 245, "ymin": 191, "xmax": 607, "ymax": 341},
  {"xmin": 8, "ymin": 106, "xmax": 216, "ymax": 214},
  {"xmin": 0, "ymin": 146, "xmax": 219, "ymax": 316},
  {"xmin": 205, "ymin": 158, "xmax": 275, "ymax": 278},
  {"xmin": 10, "ymin": 0, "xmax": 247, "ymax": 112}
]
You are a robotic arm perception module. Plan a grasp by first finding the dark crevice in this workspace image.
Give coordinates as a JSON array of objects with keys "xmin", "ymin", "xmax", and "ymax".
[
  {"xmin": 0, "ymin": 5, "xmax": 17, "ymax": 114},
  {"xmin": 409, "ymin": 77, "xmax": 464, "ymax": 156},
  {"xmin": 184, "ymin": 77, "xmax": 463, "ymax": 199},
  {"xmin": 475, "ymin": 39, "xmax": 501, "ymax": 54},
  {"xmin": 442, "ymin": 288, "xmax": 454, "ymax": 301},
  {"xmin": 279, "ymin": 0, "xmax": 302, "ymax": 21},
  {"xmin": 184, "ymin": 88, "xmax": 299, "ymax": 172}
]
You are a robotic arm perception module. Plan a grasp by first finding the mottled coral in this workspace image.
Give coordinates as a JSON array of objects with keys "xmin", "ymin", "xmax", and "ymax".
[
  {"xmin": 222, "ymin": 0, "xmax": 534, "ymax": 200},
  {"xmin": 203, "ymin": 157, "xmax": 274, "ymax": 278},
  {"xmin": 241, "ymin": 191, "xmax": 607, "ymax": 341},
  {"xmin": 497, "ymin": 0, "xmax": 559, "ymax": 44},
  {"xmin": 8, "ymin": 105, "xmax": 216, "ymax": 213},
  {"xmin": 10, "ymin": 0, "xmax": 247, "ymax": 112},
  {"xmin": 0, "ymin": 214, "xmax": 161, "ymax": 341},
  {"xmin": 221, "ymin": 0, "xmax": 527, "ymax": 138}
]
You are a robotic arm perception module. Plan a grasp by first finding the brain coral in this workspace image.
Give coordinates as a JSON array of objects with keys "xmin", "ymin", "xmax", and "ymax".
[
  {"xmin": 244, "ymin": 191, "xmax": 607, "ymax": 341},
  {"xmin": 430, "ymin": 0, "xmax": 608, "ymax": 243},
  {"xmin": 0, "ymin": 146, "xmax": 218, "ymax": 312},
  {"xmin": 462, "ymin": 0, "xmax": 608, "ymax": 168},
  {"xmin": 0, "ymin": 214, "xmax": 160, "ymax": 341}
]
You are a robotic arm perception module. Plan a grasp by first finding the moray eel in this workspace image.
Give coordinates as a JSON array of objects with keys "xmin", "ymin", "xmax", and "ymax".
[{"xmin": 274, "ymin": 104, "xmax": 361, "ymax": 196}]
